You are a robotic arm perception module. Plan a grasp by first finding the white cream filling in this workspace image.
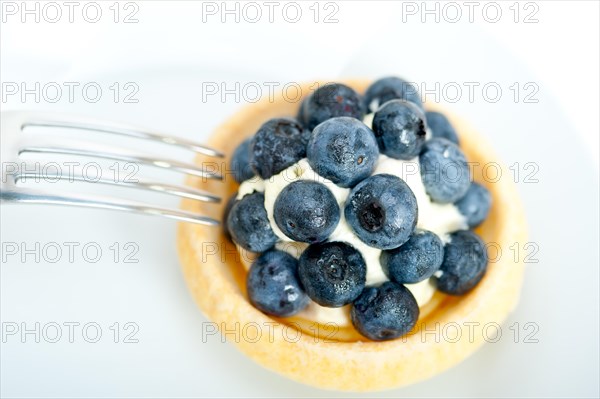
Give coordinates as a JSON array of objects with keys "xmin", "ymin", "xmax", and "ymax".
[{"xmin": 235, "ymin": 114, "xmax": 466, "ymax": 326}]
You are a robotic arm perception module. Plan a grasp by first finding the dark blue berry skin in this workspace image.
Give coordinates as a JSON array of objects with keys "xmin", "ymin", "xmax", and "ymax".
[
  {"xmin": 425, "ymin": 111, "xmax": 459, "ymax": 145},
  {"xmin": 247, "ymin": 249, "xmax": 309, "ymax": 317},
  {"xmin": 434, "ymin": 230, "xmax": 488, "ymax": 295},
  {"xmin": 380, "ymin": 229, "xmax": 444, "ymax": 284},
  {"xmin": 231, "ymin": 138, "xmax": 255, "ymax": 183},
  {"xmin": 351, "ymin": 281, "xmax": 419, "ymax": 341},
  {"xmin": 274, "ymin": 181, "xmax": 340, "ymax": 243},
  {"xmin": 227, "ymin": 192, "xmax": 278, "ymax": 253},
  {"xmin": 302, "ymin": 83, "xmax": 365, "ymax": 130},
  {"xmin": 455, "ymin": 182, "xmax": 492, "ymax": 228},
  {"xmin": 307, "ymin": 117, "xmax": 379, "ymax": 188},
  {"xmin": 250, "ymin": 118, "xmax": 309, "ymax": 179},
  {"xmin": 297, "ymin": 98, "xmax": 308, "ymax": 126},
  {"xmin": 419, "ymin": 138, "xmax": 470, "ymax": 204},
  {"xmin": 363, "ymin": 77, "xmax": 423, "ymax": 113},
  {"xmin": 298, "ymin": 242, "xmax": 367, "ymax": 307},
  {"xmin": 372, "ymin": 100, "xmax": 427, "ymax": 160},
  {"xmin": 345, "ymin": 174, "xmax": 418, "ymax": 250},
  {"xmin": 222, "ymin": 193, "xmax": 238, "ymax": 240}
]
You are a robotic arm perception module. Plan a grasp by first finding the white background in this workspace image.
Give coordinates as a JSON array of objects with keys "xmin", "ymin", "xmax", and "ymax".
[{"xmin": 1, "ymin": 1, "xmax": 599, "ymax": 398}]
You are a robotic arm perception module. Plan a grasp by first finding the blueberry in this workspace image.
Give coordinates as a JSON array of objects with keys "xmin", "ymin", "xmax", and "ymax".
[
  {"xmin": 247, "ymin": 249, "xmax": 309, "ymax": 317},
  {"xmin": 274, "ymin": 180, "xmax": 340, "ymax": 243},
  {"xmin": 351, "ymin": 281, "xmax": 419, "ymax": 341},
  {"xmin": 345, "ymin": 174, "xmax": 418, "ymax": 250},
  {"xmin": 303, "ymin": 83, "xmax": 364, "ymax": 130},
  {"xmin": 227, "ymin": 192, "xmax": 278, "ymax": 252},
  {"xmin": 455, "ymin": 182, "xmax": 492, "ymax": 228},
  {"xmin": 434, "ymin": 230, "xmax": 488, "ymax": 295},
  {"xmin": 307, "ymin": 117, "xmax": 379, "ymax": 188},
  {"xmin": 372, "ymin": 99, "xmax": 427, "ymax": 160},
  {"xmin": 419, "ymin": 138, "xmax": 470, "ymax": 203},
  {"xmin": 222, "ymin": 193, "xmax": 238, "ymax": 240},
  {"xmin": 380, "ymin": 229, "xmax": 444, "ymax": 284},
  {"xmin": 230, "ymin": 138, "xmax": 255, "ymax": 183},
  {"xmin": 363, "ymin": 77, "xmax": 423, "ymax": 113},
  {"xmin": 250, "ymin": 118, "xmax": 309, "ymax": 179},
  {"xmin": 425, "ymin": 111, "xmax": 459, "ymax": 145},
  {"xmin": 298, "ymin": 242, "xmax": 367, "ymax": 307}
]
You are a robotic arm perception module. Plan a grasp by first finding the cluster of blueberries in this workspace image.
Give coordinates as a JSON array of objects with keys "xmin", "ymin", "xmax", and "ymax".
[{"xmin": 225, "ymin": 77, "xmax": 491, "ymax": 341}]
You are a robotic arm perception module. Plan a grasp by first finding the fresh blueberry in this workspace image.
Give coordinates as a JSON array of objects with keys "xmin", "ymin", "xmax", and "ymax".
[
  {"xmin": 363, "ymin": 77, "xmax": 423, "ymax": 113},
  {"xmin": 298, "ymin": 242, "xmax": 367, "ymax": 307},
  {"xmin": 274, "ymin": 180, "xmax": 340, "ymax": 243},
  {"xmin": 455, "ymin": 182, "xmax": 492, "ymax": 228},
  {"xmin": 380, "ymin": 229, "xmax": 444, "ymax": 284},
  {"xmin": 307, "ymin": 117, "xmax": 379, "ymax": 188},
  {"xmin": 303, "ymin": 83, "xmax": 364, "ymax": 130},
  {"xmin": 250, "ymin": 118, "xmax": 309, "ymax": 179},
  {"xmin": 222, "ymin": 193, "xmax": 238, "ymax": 240},
  {"xmin": 247, "ymin": 249, "xmax": 309, "ymax": 317},
  {"xmin": 372, "ymin": 99, "xmax": 427, "ymax": 160},
  {"xmin": 345, "ymin": 174, "xmax": 418, "ymax": 250},
  {"xmin": 419, "ymin": 138, "xmax": 470, "ymax": 203},
  {"xmin": 230, "ymin": 138, "xmax": 255, "ymax": 183},
  {"xmin": 351, "ymin": 281, "xmax": 419, "ymax": 341},
  {"xmin": 425, "ymin": 111, "xmax": 459, "ymax": 145},
  {"xmin": 434, "ymin": 230, "xmax": 488, "ymax": 295},
  {"xmin": 227, "ymin": 191, "xmax": 278, "ymax": 252}
]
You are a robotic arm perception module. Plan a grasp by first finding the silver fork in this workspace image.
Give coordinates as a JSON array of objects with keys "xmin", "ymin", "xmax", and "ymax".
[{"xmin": 0, "ymin": 111, "xmax": 224, "ymax": 225}]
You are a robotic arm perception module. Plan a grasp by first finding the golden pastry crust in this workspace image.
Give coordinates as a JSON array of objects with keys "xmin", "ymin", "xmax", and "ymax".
[{"xmin": 177, "ymin": 80, "xmax": 527, "ymax": 391}]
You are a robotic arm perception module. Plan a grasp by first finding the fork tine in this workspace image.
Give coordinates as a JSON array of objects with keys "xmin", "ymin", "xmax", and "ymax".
[
  {"xmin": 14, "ymin": 172, "xmax": 221, "ymax": 203},
  {"xmin": 19, "ymin": 146, "xmax": 223, "ymax": 180},
  {"xmin": 1, "ymin": 187, "xmax": 220, "ymax": 226},
  {"xmin": 23, "ymin": 116, "xmax": 224, "ymax": 158}
]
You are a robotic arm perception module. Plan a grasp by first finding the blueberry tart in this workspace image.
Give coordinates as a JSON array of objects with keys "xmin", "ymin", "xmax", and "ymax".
[{"xmin": 177, "ymin": 79, "xmax": 527, "ymax": 391}]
